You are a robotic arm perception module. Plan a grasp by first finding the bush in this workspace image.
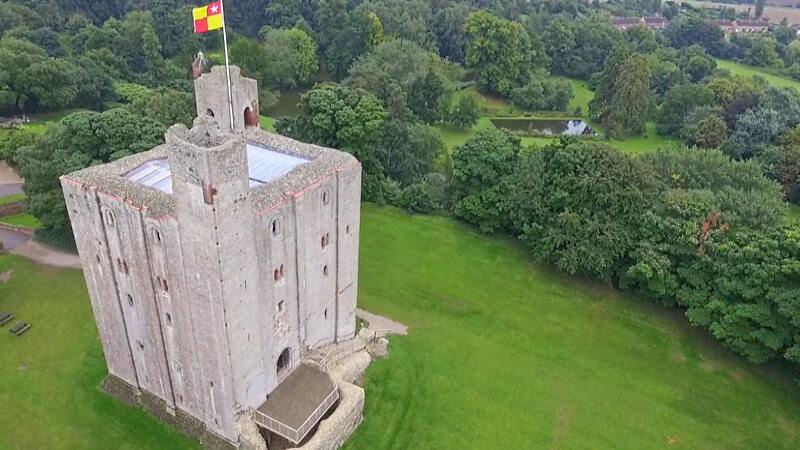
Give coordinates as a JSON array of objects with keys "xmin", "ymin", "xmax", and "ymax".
[{"xmin": 510, "ymin": 77, "xmax": 573, "ymax": 111}]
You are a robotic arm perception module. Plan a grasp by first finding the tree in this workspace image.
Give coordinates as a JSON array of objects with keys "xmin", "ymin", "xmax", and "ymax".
[
  {"xmin": 543, "ymin": 17, "xmax": 577, "ymax": 76},
  {"xmin": 625, "ymin": 25, "xmax": 658, "ymax": 54},
  {"xmin": 465, "ymin": 11, "xmax": 535, "ymax": 96},
  {"xmin": 129, "ymin": 88, "xmax": 194, "ymax": 127},
  {"xmin": 784, "ymin": 40, "xmax": 800, "ymax": 66},
  {"xmin": 656, "ymin": 84, "xmax": 717, "ymax": 136},
  {"xmin": 510, "ymin": 75, "xmax": 573, "ymax": 112},
  {"xmin": 432, "ymin": 3, "xmax": 469, "ymax": 63},
  {"xmin": 447, "ymin": 94, "xmax": 480, "ymax": 130},
  {"xmin": 755, "ymin": 0, "xmax": 765, "ymax": 18},
  {"xmin": 369, "ymin": 0, "xmax": 435, "ymax": 50},
  {"xmin": 510, "ymin": 139, "xmax": 660, "ymax": 280},
  {"xmin": 260, "ymin": 27, "xmax": 319, "ymax": 89},
  {"xmin": 0, "ymin": 37, "xmax": 47, "ymax": 111},
  {"xmin": 372, "ymin": 120, "xmax": 443, "ymax": 184},
  {"xmin": 346, "ymin": 39, "xmax": 454, "ymax": 123},
  {"xmin": 725, "ymin": 108, "xmax": 788, "ymax": 159},
  {"xmin": 275, "ymin": 83, "xmax": 388, "ymax": 151},
  {"xmin": 264, "ymin": 0, "xmax": 302, "ymax": 29},
  {"xmin": 321, "ymin": 5, "xmax": 382, "ymax": 79},
  {"xmin": 666, "ymin": 16, "xmax": 725, "ymax": 54},
  {"xmin": 746, "ymin": 37, "xmax": 783, "ymax": 68},
  {"xmin": 592, "ymin": 52, "xmax": 654, "ymax": 137},
  {"xmin": 17, "ymin": 108, "xmax": 165, "ymax": 233},
  {"xmin": 680, "ymin": 106, "xmax": 728, "ymax": 149},
  {"xmin": 679, "ymin": 44, "xmax": 716, "ymax": 82},
  {"xmin": 451, "ymin": 128, "xmax": 520, "ymax": 232}
]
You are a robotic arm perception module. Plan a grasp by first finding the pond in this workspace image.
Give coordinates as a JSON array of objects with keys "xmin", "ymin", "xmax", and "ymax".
[
  {"xmin": 490, "ymin": 118, "xmax": 597, "ymax": 136},
  {"xmin": 264, "ymin": 89, "xmax": 304, "ymax": 117}
]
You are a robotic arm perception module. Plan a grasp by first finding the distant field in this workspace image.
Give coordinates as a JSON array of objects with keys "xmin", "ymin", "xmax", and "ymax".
[
  {"xmin": 685, "ymin": 0, "xmax": 800, "ymax": 23},
  {"xmin": 0, "ymin": 193, "xmax": 24, "ymax": 205},
  {"xmin": 717, "ymin": 59, "xmax": 800, "ymax": 90}
]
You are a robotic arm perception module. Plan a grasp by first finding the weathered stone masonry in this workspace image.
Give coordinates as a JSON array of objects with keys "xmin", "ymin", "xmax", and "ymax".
[{"xmin": 60, "ymin": 67, "xmax": 361, "ymax": 447}]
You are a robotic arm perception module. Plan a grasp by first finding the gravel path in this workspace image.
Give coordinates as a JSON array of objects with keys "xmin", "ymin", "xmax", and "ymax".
[
  {"xmin": 10, "ymin": 241, "xmax": 81, "ymax": 269},
  {"xmin": 0, "ymin": 161, "xmax": 23, "ymax": 185},
  {"xmin": 356, "ymin": 308, "xmax": 408, "ymax": 336}
]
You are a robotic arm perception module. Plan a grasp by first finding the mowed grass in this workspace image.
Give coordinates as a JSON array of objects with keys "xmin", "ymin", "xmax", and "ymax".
[
  {"xmin": 0, "ymin": 193, "xmax": 25, "ymax": 205},
  {"xmin": 0, "ymin": 213, "xmax": 41, "ymax": 229},
  {"xmin": 717, "ymin": 59, "xmax": 800, "ymax": 91},
  {"xmin": 6, "ymin": 206, "xmax": 800, "ymax": 449},
  {"xmin": 0, "ymin": 255, "xmax": 198, "ymax": 450},
  {"xmin": 344, "ymin": 205, "xmax": 800, "ymax": 449}
]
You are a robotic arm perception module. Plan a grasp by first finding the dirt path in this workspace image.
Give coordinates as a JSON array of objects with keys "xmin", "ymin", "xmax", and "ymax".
[
  {"xmin": 356, "ymin": 308, "xmax": 408, "ymax": 336},
  {"xmin": 10, "ymin": 241, "xmax": 81, "ymax": 269},
  {"xmin": 0, "ymin": 161, "xmax": 23, "ymax": 185}
]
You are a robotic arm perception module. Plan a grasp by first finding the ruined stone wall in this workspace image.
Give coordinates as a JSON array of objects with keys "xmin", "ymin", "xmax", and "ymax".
[{"xmin": 195, "ymin": 66, "xmax": 259, "ymax": 133}]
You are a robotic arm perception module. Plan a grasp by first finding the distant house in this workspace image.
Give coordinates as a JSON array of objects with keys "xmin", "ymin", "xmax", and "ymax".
[
  {"xmin": 735, "ymin": 19, "xmax": 769, "ymax": 33},
  {"xmin": 643, "ymin": 15, "xmax": 669, "ymax": 30},
  {"xmin": 714, "ymin": 19, "xmax": 769, "ymax": 33},
  {"xmin": 612, "ymin": 16, "xmax": 641, "ymax": 31},
  {"xmin": 612, "ymin": 16, "xmax": 670, "ymax": 31}
]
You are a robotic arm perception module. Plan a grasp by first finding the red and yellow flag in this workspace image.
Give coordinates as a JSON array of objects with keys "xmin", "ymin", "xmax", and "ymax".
[{"xmin": 193, "ymin": 1, "xmax": 223, "ymax": 34}]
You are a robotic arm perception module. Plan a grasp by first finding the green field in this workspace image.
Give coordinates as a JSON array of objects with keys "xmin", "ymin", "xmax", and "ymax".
[
  {"xmin": 0, "ymin": 213, "xmax": 40, "ymax": 229},
  {"xmin": 0, "ymin": 193, "xmax": 25, "ymax": 205},
  {"xmin": 346, "ymin": 205, "xmax": 800, "ymax": 449},
  {"xmin": 3, "ymin": 205, "xmax": 800, "ymax": 449},
  {"xmin": 0, "ymin": 255, "xmax": 197, "ymax": 450},
  {"xmin": 717, "ymin": 59, "xmax": 800, "ymax": 91},
  {"xmin": 440, "ymin": 81, "xmax": 677, "ymax": 154}
]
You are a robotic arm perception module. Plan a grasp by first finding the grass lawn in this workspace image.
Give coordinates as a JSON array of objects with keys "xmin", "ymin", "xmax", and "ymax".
[
  {"xmin": 345, "ymin": 205, "xmax": 800, "ymax": 449},
  {"xmin": 7, "ymin": 207, "xmax": 799, "ymax": 448},
  {"xmin": 438, "ymin": 119, "xmax": 676, "ymax": 154},
  {"xmin": 0, "ymin": 213, "xmax": 40, "ymax": 229},
  {"xmin": 0, "ymin": 193, "xmax": 25, "ymax": 205},
  {"xmin": 717, "ymin": 59, "xmax": 800, "ymax": 91},
  {"xmin": 0, "ymin": 255, "xmax": 198, "ymax": 450}
]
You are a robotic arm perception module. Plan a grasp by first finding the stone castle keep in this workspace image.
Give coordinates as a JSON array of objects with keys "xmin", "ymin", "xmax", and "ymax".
[{"xmin": 61, "ymin": 67, "xmax": 368, "ymax": 448}]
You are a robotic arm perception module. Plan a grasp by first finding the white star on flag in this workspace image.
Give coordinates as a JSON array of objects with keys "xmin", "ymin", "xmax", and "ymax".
[{"xmin": 210, "ymin": 5, "xmax": 219, "ymax": 13}]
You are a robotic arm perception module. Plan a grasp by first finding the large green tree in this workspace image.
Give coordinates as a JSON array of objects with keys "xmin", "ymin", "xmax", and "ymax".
[
  {"xmin": 275, "ymin": 83, "xmax": 388, "ymax": 151},
  {"xmin": 17, "ymin": 108, "xmax": 165, "ymax": 233},
  {"xmin": 464, "ymin": 11, "xmax": 535, "ymax": 96},
  {"xmin": 346, "ymin": 39, "xmax": 455, "ymax": 123}
]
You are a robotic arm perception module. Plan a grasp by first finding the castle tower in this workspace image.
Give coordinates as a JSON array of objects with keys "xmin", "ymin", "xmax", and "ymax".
[
  {"xmin": 60, "ymin": 66, "xmax": 363, "ymax": 448},
  {"xmin": 165, "ymin": 118, "xmax": 263, "ymax": 438},
  {"xmin": 195, "ymin": 65, "xmax": 260, "ymax": 133}
]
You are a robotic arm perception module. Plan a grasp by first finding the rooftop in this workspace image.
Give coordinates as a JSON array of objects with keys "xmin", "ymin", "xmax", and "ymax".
[
  {"xmin": 253, "ymin": 363, "xmax": 339, "ymax": 444},
  {"xmin": 124, "ymin": 143, "xmax": 311, "ymax": 194}
]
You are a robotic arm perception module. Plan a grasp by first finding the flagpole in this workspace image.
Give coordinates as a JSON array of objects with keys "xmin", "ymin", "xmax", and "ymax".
[{"xmin": 219, "ymin": 0, "xmax": 235, "ymax": 131}]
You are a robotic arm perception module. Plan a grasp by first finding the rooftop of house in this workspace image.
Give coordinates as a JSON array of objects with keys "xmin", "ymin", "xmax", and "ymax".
[{"xmin": 61, "ymin": 117, "xmax": 359, "ymax": 217}]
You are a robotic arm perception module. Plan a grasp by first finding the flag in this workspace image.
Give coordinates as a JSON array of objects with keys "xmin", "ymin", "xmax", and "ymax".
[{"xmin": 193, "ymin": 1, "xmax": 223, "ymax": 34}]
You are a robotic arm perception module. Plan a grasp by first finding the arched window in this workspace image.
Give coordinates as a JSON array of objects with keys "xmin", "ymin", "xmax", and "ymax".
[
  {"xmin": 322, "ymin": 190, "xmax": 330, "ymax": 205},
  {"xmin": 244, "ymin": 106, "xmax": 259, "ymax": 128},
  {"xmin": 274, "ymin": 265, "xmax": 285, "ymax": 282},
  {"xmin": 277, "ymin": 348, "xmax": 291, "ymax": 376},
  {"xmin": 271, "ymin": 217, "xmax": 281, "ymax": 236},
  {"xmin": 206, "ymin": 108, "xmax": 215, "ymax": 117},
  {"xmin": 103, "ymin": 209, "xmax": 115, "ymax": 227}
]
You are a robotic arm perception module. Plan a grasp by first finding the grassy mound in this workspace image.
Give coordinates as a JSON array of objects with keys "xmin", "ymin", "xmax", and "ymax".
[{"xmin": 2, "ymin": 205, "xmax": 800, "ymax": 449}]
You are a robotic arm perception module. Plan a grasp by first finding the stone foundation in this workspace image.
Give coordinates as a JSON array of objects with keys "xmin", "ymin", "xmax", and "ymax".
[
  {"xmin": 100, "ymin": 374, "xmax": 237, "ymax": 450},
  {"xmin": 99, "ymin": 312, "xmax": 406, "ymax": 450}
]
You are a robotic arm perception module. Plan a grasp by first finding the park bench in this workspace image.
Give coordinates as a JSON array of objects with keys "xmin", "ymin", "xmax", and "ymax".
[
  {"xmin": 9, "ymin": 321, "xmax": 30, "ymax": 336},
  {"xmin": 0, "ymin": 312, "xmax": 12, "ymax": 326}
]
